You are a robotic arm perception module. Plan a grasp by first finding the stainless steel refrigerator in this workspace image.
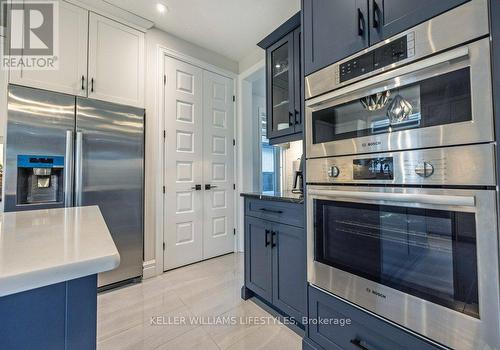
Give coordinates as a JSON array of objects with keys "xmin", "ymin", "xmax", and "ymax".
[{"xmin": 4, "ymin": 85, "xmax": 144, "ymax": 288}]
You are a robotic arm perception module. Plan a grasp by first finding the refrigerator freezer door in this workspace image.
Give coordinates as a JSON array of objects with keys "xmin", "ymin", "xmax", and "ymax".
[
  {"xmin": 5, "ymin": 85, "xmax": 76, "ymax": 212},
  {"xmin": 76, "ymin": 97, "xmax": 144, "ymax": 287}
]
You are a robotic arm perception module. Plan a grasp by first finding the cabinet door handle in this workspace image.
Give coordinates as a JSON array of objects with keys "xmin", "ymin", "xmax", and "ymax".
[
  {"xmin": 81, "ymin": 75, "xmax": 85, "ymax": 90},
  {"xmin": 91, "ymin": 78, "xmax": 94, "ymax": 92},
  {"xmin": 259, "ymin": 208, "xmax": 283, "ymax": 214},
  {"xmin": 357, "ymin": 8, "xmax": 365, "ymax": 37},
  {"xmin": 271, "ymin": 231, "xmax": 277, "ymax": 248},
  {"xmin": 350, "ymin": 339, "xmax": 372, "ymax": 350},
  {"xmin": 294, "ymin": 109, "xmax": 300, "ymax": 125},
  {"xmin": 372, "ymin": 0, "xmax": 381, "ymax": 29},
  {"xmin": 289, "ymin": 111, "xmax": 294, "ymax": 126},
  {"xmin": 265, "ymin": 229, "xmax": 271, "ymax": 247}
]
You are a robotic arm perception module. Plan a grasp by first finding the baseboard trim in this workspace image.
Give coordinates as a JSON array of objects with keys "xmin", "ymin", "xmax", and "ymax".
[{"xmin": 142, "ymin": 260, "xmax": 156, "ymax": 279}]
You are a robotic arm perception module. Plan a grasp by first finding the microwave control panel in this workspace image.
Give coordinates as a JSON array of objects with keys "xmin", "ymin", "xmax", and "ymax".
[{"xmin": 336, "ymin": 32, "xmax": 415, "ymax": 84}]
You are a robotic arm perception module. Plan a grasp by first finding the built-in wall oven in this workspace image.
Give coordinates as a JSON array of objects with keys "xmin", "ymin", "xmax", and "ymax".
[
  {"xmin": 304, "ymin": 1, "xmax": 500, "ymax": 349},
  {"xmin": 307, "ymin": 145, "xmax": 500, "ymax": 349},
  {"xmin": 305, "ymin": 0, "xmax": 492, "ymax": 158}
]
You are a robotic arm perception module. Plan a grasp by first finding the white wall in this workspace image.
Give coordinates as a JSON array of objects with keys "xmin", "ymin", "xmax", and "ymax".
[
  {"xmin": 251, "ymin": 94, "xmax": 265, "ymax": 190},
  {"xmin": 143, "ymin": 27, "xmax": 238, "ymax": 271},
  {"xmin": 239, "ymin": 47, "xmax": 265, "ymax": 74}
]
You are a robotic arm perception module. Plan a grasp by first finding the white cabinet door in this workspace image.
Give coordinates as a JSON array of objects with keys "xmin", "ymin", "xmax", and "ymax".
[
  {"xmin": 202, "ymin": 71, "xmax": 235, "ymax": 259},
  {"xmin": 10, "ymin": 1, "xmax": 88, "ymax": 96},
  {"xmin": 88, "ymin": 12, "xmax": 144, "ymax": 108},
  {"xmin": 163, "ymin": 56, "xmax": 204, "ymax": 270}
]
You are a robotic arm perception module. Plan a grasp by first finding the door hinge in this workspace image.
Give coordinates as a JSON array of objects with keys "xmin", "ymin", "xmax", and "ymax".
[
  {"xmin": 233, "ymin": 228, "xmax": 236, "ymax": 236},
  {"xmin": 233, "ymin": 139, "xmax": 236, "ymax": 146},
  {"xmin": 163, "ymin": 130, "xmax": 166, "ymax": 138},
  {"xmin": 232, "ymin": 95, "xmax": 235, "ymax": 102},
  {"xmin": 163, "ymin": 74, "xmax": 166, "ymax": 85},
  {"xmin": 163, "ymin": 242, "xmax": 165, "ymax": 250},
  {"xmin": 163, "ymin": 186, "xmax": 165, "ymax": 194},
  {"xmin": 233, "ymin": 183, "xmax": 236, "ymax": 190}
]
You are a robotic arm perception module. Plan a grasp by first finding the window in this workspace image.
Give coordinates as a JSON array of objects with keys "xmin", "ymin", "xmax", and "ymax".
[{"xmin": 260, "ymin": 108, "xmax": 281, "ymax": 194}]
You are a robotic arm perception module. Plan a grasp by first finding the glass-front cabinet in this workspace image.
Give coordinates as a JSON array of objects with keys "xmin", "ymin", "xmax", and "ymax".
[
  {"xmin": 260, "ymin": 13, "xmax": 302, "ymax": 144},
  {"xmin": 269, "ymin": 35, "xmax": 293, "ymax": 138}
]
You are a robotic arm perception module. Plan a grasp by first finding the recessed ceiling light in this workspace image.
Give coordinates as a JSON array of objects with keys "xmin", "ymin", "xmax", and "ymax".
[{"xmin": 156, "ymin": 3, "xmax": 168, "ymax": 14}]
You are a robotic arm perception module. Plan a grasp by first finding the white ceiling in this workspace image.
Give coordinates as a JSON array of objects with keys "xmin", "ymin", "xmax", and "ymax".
[{"xmin": 104, "ymin": 0, "xmax": 300, "ymax": 62}]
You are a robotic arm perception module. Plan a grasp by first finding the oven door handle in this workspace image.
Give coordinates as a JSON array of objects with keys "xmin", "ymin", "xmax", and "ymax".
[
  {"xmin": 308, "ymin": 189, "xmax": 476, "ymax": 207},
  {"xmin": 307, "ymin": 45, "xmax": 469, "ymax": 108}
]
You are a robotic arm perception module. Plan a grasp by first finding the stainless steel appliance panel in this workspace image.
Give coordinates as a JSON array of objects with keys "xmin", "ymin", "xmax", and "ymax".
[
  {"xmin": 305, "ymin": 0, "xmax": 489, "ymax": 99},
  {"xmin": 76, "ymin": 98, "xmax": 144, "ymax": 287},
  {"xmin": 307, "ymin": 185, "xmax": 500, "ymax": 350},
  {"xmin": 306, "ymin": 38, "xmax": 494, "ymax": 158},
  {"xmin": 5, "ymin": 85, "xmax": 75, "ymax": 212},
  {"xmin": 307, "ymin": 143, "xmax": 496, "ymax": 186}
]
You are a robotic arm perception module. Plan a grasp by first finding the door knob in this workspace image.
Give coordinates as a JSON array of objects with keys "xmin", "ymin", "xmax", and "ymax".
[
  {"xmin": 191, "ymin": 184, "xmax": 202, "ymax": 191},
  {"xmin": 205, "ymin": 184, "xmax": 218, "ymax": 190}
]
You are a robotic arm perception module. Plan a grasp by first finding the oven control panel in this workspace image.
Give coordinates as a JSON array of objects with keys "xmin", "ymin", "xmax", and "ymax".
[
  {"xmin": 353, "ymin": 157, "xmax": 394, "ymax": 180},
  {"xmin": 306, "ymin": 144, "xmax": 495, "ymax": 186},
  {"xmin": 336, "ymin": 33, "xmax": 415, "ymax": 84}
]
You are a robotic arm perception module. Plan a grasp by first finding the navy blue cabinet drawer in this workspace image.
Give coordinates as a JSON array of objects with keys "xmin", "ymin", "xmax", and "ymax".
[
  {"xmin": 308, "ymin": 286, "xmax": 439, "ymax": 350},
  {"xmin": 245, "ymin": 199, "xmax": 304, "ymax": 227}
]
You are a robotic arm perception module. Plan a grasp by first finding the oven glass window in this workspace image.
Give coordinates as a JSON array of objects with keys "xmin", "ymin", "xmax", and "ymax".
[
  {"xmin": 315, "ymin": 200, "xmax": 479, "ymax": 318},
  {"xmin": 312, "ymin": 68, "xmax": 471, "ymax": 144}
]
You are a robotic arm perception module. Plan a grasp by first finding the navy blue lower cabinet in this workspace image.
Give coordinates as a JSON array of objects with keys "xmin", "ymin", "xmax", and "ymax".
[
  {"xmin": 305, "ymin": 286, "xmax": 439, "ymax": 350},
  {"xmin": 245, "ymin": 216, "xmax": 273, "ymax": 303},
  {"xmin": 0, "ymin": 275, "xmax": 98, "ymax": 350},
  {"xmin": 243, "ymin": 197, "xmax": 306, "ymax": 326},
  {"xmin": 272, "ymin": 222, "xmax": 307, "ymax": 323}
]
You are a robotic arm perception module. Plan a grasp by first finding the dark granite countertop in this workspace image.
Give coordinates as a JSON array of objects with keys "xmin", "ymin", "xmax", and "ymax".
[{"xmin": 240, "ymin": 191, "xmax": 304, "ymax": 204}]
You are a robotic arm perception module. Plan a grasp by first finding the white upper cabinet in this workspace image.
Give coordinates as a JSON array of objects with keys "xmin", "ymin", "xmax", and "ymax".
[
  {"xmin": 88, "ymin": 13, "xmax": 145, "ymax": 108},
  {"xmin": 10, "ymin": 1, "xmax": 89, "ymax": 96}
]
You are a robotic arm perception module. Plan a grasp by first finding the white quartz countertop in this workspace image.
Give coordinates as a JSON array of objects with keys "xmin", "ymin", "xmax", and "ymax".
[{"xmin": 0, "ymin": 206, "xmax": 120, "ymax": 297}]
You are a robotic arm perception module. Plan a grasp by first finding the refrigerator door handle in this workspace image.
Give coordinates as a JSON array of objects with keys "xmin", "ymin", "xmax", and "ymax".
[
  {"xmin": 75, "ymin": 131, "xmax": 83, "ymax": 206},
  {"xmin": 64, "ymin": 130, "xmax": 74, "ymax": 207}
]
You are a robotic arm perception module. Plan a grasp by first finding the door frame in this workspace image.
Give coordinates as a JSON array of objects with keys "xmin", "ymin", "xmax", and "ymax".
[{"xmin": 155, "ymin": 45, "xmax": 238, "ymax": 275}]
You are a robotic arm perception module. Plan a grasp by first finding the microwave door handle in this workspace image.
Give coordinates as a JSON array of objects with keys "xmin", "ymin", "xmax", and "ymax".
[
  {"xmin": 64, "ymin": 130, "xmax": 74, "ymax": 207},
  {"xmin": 307, "ymin": 189, "xmax": 476, "ymax": 208},
  {"xmin": 74, "ymin": 131, "xmax": 83, "ymax": 206},
  {"xmin": 307, "ymin": 46, "xmax": 470, "ymax": 108}
]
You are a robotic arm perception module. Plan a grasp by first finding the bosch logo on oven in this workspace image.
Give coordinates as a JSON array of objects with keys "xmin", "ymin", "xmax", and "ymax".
[
  {"xmin": 362, "ymin": 141, "xmax": 382, "ymax": 148},
  {"xmin": 366, "ymin": 288, "xmax": 387, "ymax": 299}
]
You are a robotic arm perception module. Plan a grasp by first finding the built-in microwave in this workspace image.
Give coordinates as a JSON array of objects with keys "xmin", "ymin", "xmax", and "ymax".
[
  {"xmin": 305, "ymin": 0, "xmax": 492, "ymax": 159},
  {"xmin": 306, "ymin": 144, "xmax": 500, "ymax": 350}
]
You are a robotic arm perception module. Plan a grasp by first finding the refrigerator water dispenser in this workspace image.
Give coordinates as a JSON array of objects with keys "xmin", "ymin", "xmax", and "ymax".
[{"xmin": 16, "ymin": 155, "xmax": 64, "ymax": 205}]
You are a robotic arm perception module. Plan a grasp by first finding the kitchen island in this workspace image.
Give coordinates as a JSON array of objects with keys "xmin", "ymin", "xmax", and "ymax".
[{"xmin": 0, "ymin": 206, "xmax": 120, "ymax": 350}]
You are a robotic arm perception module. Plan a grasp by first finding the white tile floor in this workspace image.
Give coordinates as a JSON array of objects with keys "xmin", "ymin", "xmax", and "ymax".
[{"xmin": 97, "ymin": 253, "xmax": 302, "ymax": 350}]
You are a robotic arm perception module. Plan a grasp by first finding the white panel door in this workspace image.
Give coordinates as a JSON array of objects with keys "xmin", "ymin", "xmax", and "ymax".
[
  {"xmin": 202, "ymin": 71, "xmax": 235, "ymax": 259},
  {"xmin": 88, "ymin": 12, "xmax": 144, "ymax": 107},
  {"xmin": 163, "ymin": 56, "xmax": 204, "ymax": 270},
  {"xmin": 10, "ymin": 1, "xmax": 88, "ymax": 96}
]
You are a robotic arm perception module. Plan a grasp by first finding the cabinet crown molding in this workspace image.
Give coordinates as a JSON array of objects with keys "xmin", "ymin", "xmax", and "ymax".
[{"xmin": 64, "ymin": 0, "xmax": 154, "ymax": 32}]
